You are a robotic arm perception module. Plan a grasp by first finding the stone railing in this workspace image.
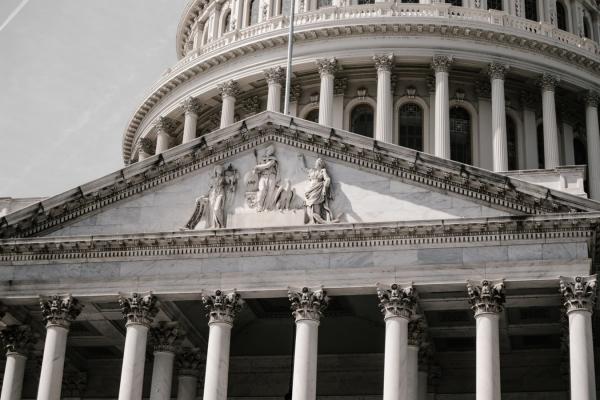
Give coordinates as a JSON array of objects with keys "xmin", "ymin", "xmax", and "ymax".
[{"xmin": 176, "ymin": 3, "xmax": 599, "ymax": 68}]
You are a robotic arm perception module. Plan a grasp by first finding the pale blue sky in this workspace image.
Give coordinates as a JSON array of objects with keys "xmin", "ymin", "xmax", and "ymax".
[{"xmin": 0, "ymin": 0, "xmax": 188, "ymax": 197}]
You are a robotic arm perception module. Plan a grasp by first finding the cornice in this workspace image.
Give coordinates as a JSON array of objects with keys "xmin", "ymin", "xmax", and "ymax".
[
  {"xmin": 0, "ymin": 214, "xmax": 596, "ymax": 262},
  {"xmin": 4, "ymin": 112, "xmax": 600, "ymax": 239},
  {"xmin": 127, "ymin": 12, "xmax": 600, "ymax": 162}
]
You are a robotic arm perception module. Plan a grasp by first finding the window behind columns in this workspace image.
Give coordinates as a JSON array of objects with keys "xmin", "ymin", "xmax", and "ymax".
[
  {"xmin": 584, "ymin": 17, "xmax": 592, "ymax": 39},
  {"xmin": 450, "ymin": 107, "xmax": 472, "ymax": 165},
  {"xmin": 507, "ymin": 116, "xmax": 518, "ymax": 170},
  {"xmin": 400, "ymin": 0, "xmax": 419, "ymax": 3},
  {"xmin": 305, "ymin": 109, "xmax": 319, "ymax": 123},
  {"xmin": 350, "ymin": 104, "xmax": 374, "ymax": 138},
  {"xmin": 573, "ymin": 136, "xmax": 587, "ymax": 165},
  {"xmin": 524, "ymin": 0, "xmax": 538, "ymax": 21},
  {"xmin": 556, "ymin": 2, "xmax": 568, "ymax": 31},
  {"xmin": 248, "ymin": 0, "xmax": 260, "ymax": 25},
  {"xmin": 487, "ymin": 0, "xmax": 503, "ymax": 10},
  {"xmin": 537, "ymin": 123, "xmax": 545, "ymax": 169},
  {"xmin": 398, "ymin": 103, "xmax": 424, "ymax": 151},
  {"xmin": 445, "ymin": 0, "xmax": 463, "ymax": 6}
]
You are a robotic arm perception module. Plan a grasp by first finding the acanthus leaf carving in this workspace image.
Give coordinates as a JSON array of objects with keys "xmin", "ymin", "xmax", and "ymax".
[
  {"xmin": 40, "ymin": 294, "xmax": 83, "ymax": 328},
  {"xmin": 150, "ymin": 321, "xmax": 184, "ymax": 353},
  {"xmin": 466, "ymin": 279, "xmax": 505, "ymax": 316},
  {"xmin": 288, "ymin": 287, "xmax": 329, "ymax": 322},
  {"xmin": 118, "ymin": 292, "xmax": 158, "ymax": 327},
  {"xmin": 560, "ymin": 275, "xmax": 597, "ymax": 313},
  {"xmin": 177, "ymin": 347, "xmax": 204, "ymax": 377},
  {"xmin": 0, "ymin": 325, "xmax": 37, "ymax": 355},
  {"xmin": 377, "ymin": 283, "xmax": 417, "ymax": 320}
]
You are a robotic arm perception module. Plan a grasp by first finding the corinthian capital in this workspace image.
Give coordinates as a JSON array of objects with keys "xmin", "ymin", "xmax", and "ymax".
[
  {"xmin": 316, "ymin": 58, "xmax": 338, "ymax": 76},
  {"xmin": 264, "ymin": 66, "xmax": 286, "ymax": 85},
  {"xmin": 177, "ymin": 347, "xmax": 204, "ymax": 377},
  {"xmin": 182, "ymin": 97, "xmax": 202, "ymax": 115},
  {"xmin": 288, "ymin": 287, "xmax": 329, "ymax": 322},
  {"xmin": 408, "ymin": 318, "xmax": 426, "ymax": 347},
  {"xmin": 40, "ymin": 295, "xmax": 83, "ymax": 328},
  {"xmin": 431, "ymin": 55, "xmax": 453, "ymax": 73},
  {"xmin": 150, "ymin": 321, "xmax": 184, "ymax": 353},
  {"xmin": 538, "ymin": 74, "xmax": 559, "ymax": 92},
  {"xmin": 377, "ymin": 283, "xmax": 417, "ymax": 320},
  {"xmin": 0, "ymin": 325, "xmax": 37, "ymax": 355},
  {"xmin": 467, "ymin": 280, "xmax": 505, "ymax": 316},
  {"xmin": 119, "ymin": 292, "xmax": 158, "ymax": 327},
  {"xmin": 218, "ymin": 80, "xmax": 241, "ymax": 98},
  {"xmin": 488, "ymin": 62, "xmax": 509, "ymax": 80},
  {"xmin": 560, "ymin": 275, "xmax": 597, "ymax": 313},
  {"xmin": 202, "ymin": 289, "xmax": 243, "ymax": 325},
  {"xmin": 373, "ymin": 54, "xmax": 394, "ymax": 72},
  {"xmin": 154, "ymin": 116, "xmax": 177, "ymax": 136},
  {"xmin": 140, "ymin": 137, "xmax": 155, "ymax": 156},
  {"xmin": 584, "ymin": 91, "xmax": 600, "ymax": 108}
]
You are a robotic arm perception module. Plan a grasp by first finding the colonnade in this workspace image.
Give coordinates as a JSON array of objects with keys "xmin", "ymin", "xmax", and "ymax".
[{"xmin": 0, "ymin": 276, "xmax": 595, "ymax": 400}]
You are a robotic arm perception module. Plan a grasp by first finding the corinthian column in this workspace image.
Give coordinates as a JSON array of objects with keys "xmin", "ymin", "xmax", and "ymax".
[
  {"xmin": 181, "ymin": 97, "xmax": 202, "ymax": 144},
  {"xmin": 489, "ymin": 63, "xmax": 509, "ymax": 172},
  {"xmin": 176, "ymin": 348, "xmax": 203, "ymax": 400},
  {"xmin": 154, "ymin": 117, "xmax": 177, "ymax": 154},
  {"xmin": 377, "ymin": 284, "xmax": 417, "ymax": 400},
  {"xmin": 218, "ymin": 81, "xmax": 240, "ymax": 128},
  {"xmin": 585, "ymin": 92, "xmax": 600, "ymax": 200},
  {"xmin": 316, "ymin": 58, "xmax": 337, "ymax": 127},
  {"xmin": 373, "ymin": 54, "xmax": 394, "ymax": 143},
  {"xmin": 138, "ymin": 138, "xmax": 155, "ymax": 161},
  {"xmin": 431, "ymin": 56, "xmax": 453, "ymax": 160},
  {"xmin": 1, "ymin": 325, "xmax": 35, "ymax": 400},
  {"xmin": 467, "ymin": 280, "xmax": 505, "ymax": 400},
  {"xmin": 117, "ymin": 293, "xmax": 158, "ymax": 400},
  {"xmin": 288, "ymin": 287, "xmax": 329, "ymax": 400},
  {"xmin": 560, "ymin": 276, "xmax": 598, "ymax": 400},
  {"xmin": 149, "ymin": 322, "xmax": 183, "ymax": 400},
  {"xmin": 37, "ymin": 295, "xmax": 82, "ymax": 400},
  {"xmin": 264, "ymin": 67, "xmax": 285, "ymax": 113},
  {"xmin": 407, "ymin": 319, "xmax": 425, "ymax": 400},
  {"xmin": 202, "ymin": 290, "xmax": 244, "ymax": 400},
  {"xmin": 539, "ymin": 74, "xmax": 560, "ymax": 169}
]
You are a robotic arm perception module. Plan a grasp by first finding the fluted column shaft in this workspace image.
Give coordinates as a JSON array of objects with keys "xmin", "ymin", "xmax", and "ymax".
[
  {"xmin": 585, "ymin": 93, "xmax": 600, "ymax": 200},
  {"xmin": 540, "ymin": 75, "xmax": 560, "ymax": 169},
  {"xmin": 467, "ymin": 280, "xmax": 505, "ymax": 400},
  {"xmin": 1, "ymin": 352, "xmax": 26, "ymax": 400},
  {"xmin": 289, "ymin": 288, "xmax": 329, "ymax": 400},
  {"xmin": 560, "ymin": 276, "xmax": 597, "ymax": 400},
  {"xmin": 154, "ymin": 117, "xmax": 176, "ymax": 154},
  {"xmin": 316, "ymin": 59, "xmax": 337, "ymax": 127},
  {"xmin": 118, "ymin": 293, "xmax": 158, "ymax": 400},
  {"xmin": 407, "ymin": 344, "xmax": 419, "ymax": 400},
  {"xmin": 374, "ymin": 55, "xmax": 393, "ymax": 143},
  {"xmin": 150, "ymin": 351, "xmax": 176, "ymax": 400},
  {"xmin": 182, "ymin": 97, "xmax": 201, "ymax": 144},
  {"xmin": 490, "ymin": 63, "xmax": 509, "ymax": 172},
  {"xmin": 432, "ymin": 56, "xmax": 452, "ymax": 159},
  {"xmin": 37, "ymin": 296, "xmax": 82, "ymax": 400},
  {"xmin": 176, "ymin": 375, "xmax": 198, "ymax": 400},
  {"xmin": 202, "ymin": 290, "xmax": 243, "ymax": 400},
  {"xmin": 218, "ymin": 81, "xmax": 240, "ymax": 128},
  {"xmin": 265, "ymin": 67, "xmax": 285, "ymax": 113}
]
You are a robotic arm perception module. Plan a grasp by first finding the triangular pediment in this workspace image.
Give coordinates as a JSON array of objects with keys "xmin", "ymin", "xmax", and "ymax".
[{"xmin": 2, "ymin": 111, "xmax": 599, "ymax": 238}]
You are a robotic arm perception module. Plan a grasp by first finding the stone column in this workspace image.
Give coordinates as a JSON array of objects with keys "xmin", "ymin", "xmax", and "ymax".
[
  {"xmin": 431, "ymin": 56, "xmax": 453, "ymax": 160},
  {"xmin": 316, "ymin": 58, "xmax": 337, "ymax": 127},
  {"xmin": 176, "ymin": 348, "xmax": 203, "ymax": 400},
  {"xmin": 37, "ymin": 295, "xmax": 82, "ymax": 400},
  {"xmin": 467, "ymin": 280, "xmax": 505, "ymax": 400},
  {"xmin": 288, "ymin": 287, "xmax": 329, "ymax": 400},
  {"xmin": 149, "ymin": 322, "xmax": 183, "ymax": 400},
  {"xmin": 560, "ymin": 276, "xmax": 598, "ymax": 400},
  {"xmin": 377, "ymin": 284, "xmax": 418, "ymax": 400},
  {"xmin": 539, "ymin": 74, "xmax": 560, "ymax": 169},
  {"xmin": 489, "ymin": 63, "xmax": 509, "ymax": 172},
  {"xmin": 373, "ymin": 54, "xmax": 394, "ymax": 143},
  {"xmin": 202, "ymin": 290, "xmax": 244, "ymax": 400},
  {"xmin": 154, "ymin": 117, "xmax": 177, "ymax": 154},
  {"xmin": 138, "ymin": 138, "xmax": 155, "ymax": 161},
  {"xmin": 182, "ymin": 97, "xmax": 202, "ymax": 144},
  {"xmin": 585, "ymin": 92, "xmax": 600, "ymax": 200},
  {"xmin": 407, "ymin": 319, "xmax": 425, "ymax": 400},
  {"xmin": 218, "ymin": 81, "xmax": 240, "ymax": 128},
  {"xmin": 520, "ymin": 91, "xmax": 539, "ymax": 170},
  {"xmin": 117, "ymin": 293, "xmax": 158, "ymax": 400},
  {"xmin": 264, "ymin": 66, "xmax": 285, "ymax": 113},
  {"xmin": 0, "ymin": 325, "xmax": 35, "ymax": 400},
  {"xmin": 476, "ymin": 80, "xmax": 493, "ymax": 171}
]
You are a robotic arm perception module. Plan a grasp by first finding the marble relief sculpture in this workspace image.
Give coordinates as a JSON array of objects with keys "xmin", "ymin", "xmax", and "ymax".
[
  {"xmin": 184, "ymin": 164, "xmax": 238, "ymax": 229},
  {"xmin": 298, "ymin": 155, "xmax": 337, "ymax": 224}
]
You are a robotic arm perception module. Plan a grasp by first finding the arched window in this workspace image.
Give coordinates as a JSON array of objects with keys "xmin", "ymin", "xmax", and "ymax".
[
  {"xmin": 318, "ymin": 0, "xmax": 332, "ymax": 8},
  {"xmin": 445, "ymin": 0, "xmax": 462, "ymax": 5},
  {"xmin": 350, "ymin": 104, "xmax": 374, "ymax": 138},
  {"xmin": 305, "ymin": 109, "xmax": 319, "ymax": 123},
  {"xmin": 556, "ymin": 2, "xmax": 567, "ymax": 31},
  {"xmin": 398, "ymin": 103, "xmax": 424, "ymax": 151},
  {"xmin": 574, "ymin": 137, "xmax": 587, "ymax": 165},
  {"xmin": 584, "ymin": 17, "xmax": 592, "ymax": 39},
  {"xmin": 248, "ymin": 0, "xmax": 260, "ymax": 26},
  {"xmin": 450, "ymin": 107, "xmax": 472, "ymax": 165},
  {"xmin": 222, "ymin": 10, "xmax": 231, "ymax": 34},
  {"xmin": 524, "ymin": 0, "xmax": 538, "ymax": 21},
  {"xmin": 537, "ymin": 124, "xmax": 545, "ymax": 168},
  {"xmin": 507, "ymin": 116, "xmax": 518, "ymax": 170},
  {"xmin": 487, "ymin": 0, "xmax": 502, "ymax": 10}
]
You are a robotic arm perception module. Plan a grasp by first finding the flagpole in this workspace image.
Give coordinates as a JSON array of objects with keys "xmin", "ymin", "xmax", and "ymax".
[{"xmin": 283, "ymin": 0, "xmax": 295, "ymax": 115}]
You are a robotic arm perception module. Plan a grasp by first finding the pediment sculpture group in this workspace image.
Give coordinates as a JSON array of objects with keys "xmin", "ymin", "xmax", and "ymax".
[{"xmin": 184, "ymin": 146, "xmax": 337, "ymax": 229}]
